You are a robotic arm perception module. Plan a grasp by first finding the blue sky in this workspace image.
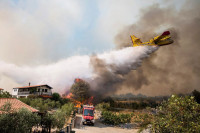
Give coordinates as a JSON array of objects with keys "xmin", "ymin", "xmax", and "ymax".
[{"xmin": 64, "ymin": 1, "xmax": 103, "ymax": 56}]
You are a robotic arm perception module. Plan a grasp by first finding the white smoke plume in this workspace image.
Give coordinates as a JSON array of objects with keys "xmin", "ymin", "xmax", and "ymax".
[{"xmin": 0, "ymin": 46, "xmax": 157, "ymax": 94}]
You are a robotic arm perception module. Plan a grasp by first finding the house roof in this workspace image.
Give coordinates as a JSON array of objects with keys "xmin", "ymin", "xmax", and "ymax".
[
  {"xmin": 14, "ymin": 84, "xmax": 52, "ymax": 89},
  {"xmin": 0, "ymin": 98, "xmax": 38, "ymax": 113},
  {"xmin": 0, "ymin": 88, "xmax": 3, "ymax": 90}
]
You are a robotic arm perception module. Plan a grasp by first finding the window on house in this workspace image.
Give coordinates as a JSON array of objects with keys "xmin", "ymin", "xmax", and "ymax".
[
  {"xmin": 42, "ymin": 89, "xmax": 44, "ymax": 92},
  {"xmin": 45, "ymin": 89, "xmax": 47, "ymax": 92},
  {"xmin": 38, "ymin": 89, "xmax": 40, "ymax": 92}
]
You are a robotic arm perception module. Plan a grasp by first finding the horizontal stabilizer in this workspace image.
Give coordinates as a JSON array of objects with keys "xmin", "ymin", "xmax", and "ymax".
[{"xmin": 130, "ymin": 35, "xmax": 142, "ymax": 47}]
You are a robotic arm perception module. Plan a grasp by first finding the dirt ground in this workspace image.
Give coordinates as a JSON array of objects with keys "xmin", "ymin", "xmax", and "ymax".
[{"xmin": 73, "ymin": 114, "xmax": 139, "ymax": 133}]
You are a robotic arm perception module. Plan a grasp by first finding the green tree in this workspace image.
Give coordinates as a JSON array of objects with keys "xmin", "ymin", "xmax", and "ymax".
[
  {"xmin": 0, "ymin": 91, "xmax": 12, "ymax": 98},
  {"xmin": 51, "ymin": 92, "xmax": 61, "ymax": 101},
  {"xmin": 70, "ymin": 79, "xmax": 90, "ymax": 102},
  {"xmin": 41, "ymin": 103, "xmax": 74, "ymax": 132},
  {"xmin": 52, "ymin": 110, "xmax": 66, "ymax": 129},
  {"xmin": 0, "ymin": 103, "xmax": 40, "ymax": 133},
  {"xmin": 19, "ymin": 98, "xmax": 61, "ymax": 113},
  {"xmin": 41, "ymin": 112, "xmax": 64, "ymax": 133},
  {"xmin": 59, "ymin": 98, "xmax": 70, "ymax": 105},
  {"xmin": 60, "ymin": 102, "xmax": 74, "ymax": 117},
  {"xmin": 96, "ymin": 102, "xmax": 110, "ymax": 111},
  {"xmin": 151, "ymin": 95, "xmax": 200, "ymax": 133}
]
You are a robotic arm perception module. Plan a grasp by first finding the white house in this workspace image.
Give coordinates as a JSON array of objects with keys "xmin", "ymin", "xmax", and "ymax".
[{"xmin": 12, "ymin": 84, "xmax": 53, "ymax": 98}]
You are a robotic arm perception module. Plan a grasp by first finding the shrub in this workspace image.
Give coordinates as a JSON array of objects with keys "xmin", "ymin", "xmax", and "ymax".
[
  {"xmin": 101, "ymin": 111, "xmax": 133, "ymax": 125},
  {"xmin": 151, "ymin": 95, "xmax": 200, "ymax": 132},
  {"xmin": 51, "ymin": 93, "xmax": 61, "ymax": 101},
  {"xmin": 19, "ymin": 98, "xmax": 61, "ymax": 113},
  {"xmin": 96, "ymin": 102, "xmax": 110, "ymax": 111}
]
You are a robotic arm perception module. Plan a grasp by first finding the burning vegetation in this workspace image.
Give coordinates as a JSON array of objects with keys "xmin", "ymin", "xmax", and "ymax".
[{"xmin": 67, "ymin": 78, "xmax": 94, "ymax": 108}]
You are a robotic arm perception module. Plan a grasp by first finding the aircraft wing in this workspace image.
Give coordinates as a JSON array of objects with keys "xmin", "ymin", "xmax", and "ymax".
[
  {"xmin": 130, "ymin": 35, "xmax": 142, "ymax": 47},
  {"xmin": 154, "ymin": 31, "xmax": 171, "ymax": 44}
]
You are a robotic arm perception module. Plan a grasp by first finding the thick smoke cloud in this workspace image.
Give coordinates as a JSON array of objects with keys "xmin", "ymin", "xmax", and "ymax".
[
  {"xmin": 0, "ymin": 46, "xmax": 157, "ymax": 94},
  {"xmin": 114, "ymin": 0, "xmax": 200, "ymax": 96},
  {"xmin": 89, "ymin": 46, "xmax": 157, "ymax": 96}
]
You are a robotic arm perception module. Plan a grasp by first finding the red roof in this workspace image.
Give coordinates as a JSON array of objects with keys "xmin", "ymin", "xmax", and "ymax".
[
  {"xmin": 14, "ymin": 84, "xmax": 52, "ymax": 89},
  {"xmin": 0, "ymin": 98, "xmax": 38, "ymax": 113},
  {"xmin": 0, "ymin": 88, "xmax": 4, "ymax": 90}
]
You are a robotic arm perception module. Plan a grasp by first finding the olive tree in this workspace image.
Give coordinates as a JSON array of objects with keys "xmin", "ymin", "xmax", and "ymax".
[
  {"xmin": 41, "ymin": 102, "xmax": 74, "ymax": 132},
  {"xmin": 0, "ymin": 91, "xmax": 12, "ymax": 98},
  {"xmin": 151, "ymin": 95, "xmax": 200, "ymax": 132},
  {"xmin": 0, "ymin": 103, "xmax": 40, "ymax": 133}
]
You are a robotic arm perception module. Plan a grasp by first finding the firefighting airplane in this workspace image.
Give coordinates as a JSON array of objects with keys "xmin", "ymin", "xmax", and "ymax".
[{"xmin": 130, "ymin": 31, "xmax": 174, "ymax": 47}]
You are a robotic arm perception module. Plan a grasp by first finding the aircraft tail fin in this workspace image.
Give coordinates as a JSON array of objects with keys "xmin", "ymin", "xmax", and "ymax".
[
  {"xmin": 154, "ymin": 31, "xmax": 171, "ymax": 44},
  {"xmin": 161, "ymin": 31, "xmax": 170, "ymax": 36},
  {"xmin": 130, "ymin": 35, "xmax": 142, "ymax": 47}
]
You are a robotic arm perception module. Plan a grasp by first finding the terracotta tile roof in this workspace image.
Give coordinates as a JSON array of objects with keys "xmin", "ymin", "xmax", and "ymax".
[
  {"xmin": 0, "ymin": 88, "xmax": 4, "ymax": 90},
  {"xmin": 0, "ymin": 98, "xmax": 38, "ymax": 113},
  {"xmin": 14, "ymin": 84, "xmax": 52, "ymax": 89}
]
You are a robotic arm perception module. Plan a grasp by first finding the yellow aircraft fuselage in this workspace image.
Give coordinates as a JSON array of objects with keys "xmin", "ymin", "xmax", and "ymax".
[{"xmin": 130, "ymin": 31, "xmax": 174, "ymax": 47}]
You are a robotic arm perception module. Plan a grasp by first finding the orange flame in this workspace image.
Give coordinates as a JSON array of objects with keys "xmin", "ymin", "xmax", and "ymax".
[
  {"xmin": 74, "ymin": 101, "xmax": 82, "ymax": 108},
  {"xmin": 75, "ymin": 78, "xmax": 82, "ymax": 83},
  {"xmin": 63, "ymin": 93, "xmax": 84, "ymax": 108},
  {"xmin": 63, "ymin": 92, "xmax": 94, "ymax": 108},
  {"xmin": 66, "ymin": 93, "xmax": 72, "ymax": 99}
]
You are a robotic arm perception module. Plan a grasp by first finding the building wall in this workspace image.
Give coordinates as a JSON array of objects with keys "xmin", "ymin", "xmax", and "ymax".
[
  {"xmin": 12, "ymin": 88, "xmax": 18, "ymax": 96},
  {"xmin": 37, "ymin": 86, "xmax": 52, "ymax": 95},
  {"xmin": 12, "ymin": 85, "xmax": 53, "ymax": 98}
]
